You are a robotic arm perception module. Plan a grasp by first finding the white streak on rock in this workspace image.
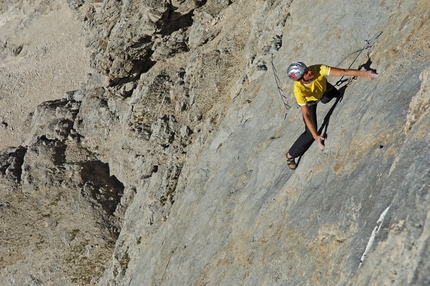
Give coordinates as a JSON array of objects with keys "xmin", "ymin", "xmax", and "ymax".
[{"xmin": 359, "ymin": 205, "xmax": 391, "ymax": 267}]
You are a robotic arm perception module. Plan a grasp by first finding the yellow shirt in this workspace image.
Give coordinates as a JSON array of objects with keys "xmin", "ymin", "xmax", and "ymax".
[{"xmin": 293, "ymin": 65, "xmax": 331, "ymax": 106}]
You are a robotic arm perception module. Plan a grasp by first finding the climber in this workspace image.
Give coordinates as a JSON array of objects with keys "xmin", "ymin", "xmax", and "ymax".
[{"xmin": 285, "ymin": 62, "xmax": 378, "ymax": 170}]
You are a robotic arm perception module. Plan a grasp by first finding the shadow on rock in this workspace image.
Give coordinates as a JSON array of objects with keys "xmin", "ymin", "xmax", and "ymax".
[
  {"xmin": 0, "ymin": 146, "xmax": 27, "ymax": 182},
  {"xmin": 80, "ymin": 160, "xmax": 124, "ymax": 216},
  {"xmin": 318, "ymin": 85, "xmax": 347, "ymax": 139}
]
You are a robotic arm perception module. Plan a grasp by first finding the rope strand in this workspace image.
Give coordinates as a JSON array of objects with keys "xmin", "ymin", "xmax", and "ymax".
[{"xmin": 335, "ymin": 31, "xmax": 383, "ymax": 86}]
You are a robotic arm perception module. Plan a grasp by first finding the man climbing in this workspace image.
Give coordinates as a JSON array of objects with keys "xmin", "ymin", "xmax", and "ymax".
[{"xmin": 285, "ymin": 62, "xmax": 378, "ymax": 170}]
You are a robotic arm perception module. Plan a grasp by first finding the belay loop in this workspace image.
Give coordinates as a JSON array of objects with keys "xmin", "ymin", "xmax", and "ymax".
[
  {"xmin": 270, "ymin": 53, "xmax": 292, "ymax": 120},
  {"xmin": 335, "ymin": 31, "xmax": 383, "ymax": 87}
]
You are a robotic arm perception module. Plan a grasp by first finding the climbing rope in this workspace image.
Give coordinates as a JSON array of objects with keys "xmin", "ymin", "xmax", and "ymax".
[
  {"xmin": 270, "ymin": 53, "xmax": 292, "ymax": 120},
  {"xmin": 335, "ymin": 31, "xmax": 383, "ymax": 86}
]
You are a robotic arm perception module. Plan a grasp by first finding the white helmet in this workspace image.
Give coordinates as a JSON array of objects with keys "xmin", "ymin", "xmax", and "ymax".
[{"xmin": 287, "ymin": 62, "xmax": 307, "ymax": 81}]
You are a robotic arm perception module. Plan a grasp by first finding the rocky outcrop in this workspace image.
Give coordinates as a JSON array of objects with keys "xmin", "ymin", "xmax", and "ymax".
[
  {"xmin": 0, "ymin": 97, "xmax": 123, "ymax": 284},
  {"xmin": 83, "ymin": 0, "xmax": 209, "ymax": 86},
  {"xmin": 1, "ymin": 0, "xmax": 430, "ymax": 285}
]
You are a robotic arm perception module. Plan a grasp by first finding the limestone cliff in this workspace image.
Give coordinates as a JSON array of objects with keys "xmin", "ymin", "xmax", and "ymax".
[{"xmin": 1, "ymin": 0, "xmax": 429, "ymax": 285}]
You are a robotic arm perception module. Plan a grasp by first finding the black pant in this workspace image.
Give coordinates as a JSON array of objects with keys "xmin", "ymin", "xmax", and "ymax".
[{"xmin": 288, "ymin": 82, "xmax": 338, "ymax": 158}]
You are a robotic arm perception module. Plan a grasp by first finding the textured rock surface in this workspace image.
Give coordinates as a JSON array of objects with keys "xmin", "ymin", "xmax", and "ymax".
[
  {"xmin": 0, "ymin": 0, "xmax": 89, "ymax": 150},
  {"xmin": 1, "ymin": 0, "xmax": 429, "ymax": 285}
]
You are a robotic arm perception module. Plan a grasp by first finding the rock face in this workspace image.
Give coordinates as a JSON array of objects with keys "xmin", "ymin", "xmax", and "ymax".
[{"xmin": 1, "ymin": 0, "xmax": 430, "ymax": 285}]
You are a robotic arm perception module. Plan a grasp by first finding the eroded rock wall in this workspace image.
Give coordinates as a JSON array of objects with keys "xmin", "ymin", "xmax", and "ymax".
[{"xmin": 0, "ymin": 0, "xmax": 429, "ymax": 285}]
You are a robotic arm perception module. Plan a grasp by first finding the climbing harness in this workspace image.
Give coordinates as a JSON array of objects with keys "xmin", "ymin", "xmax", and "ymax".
[
  {"xmin": 334, "ymin": 31, "xmax": 383, "ymax": 86},
  {"xmin": 271, "ymin": 53, "xmax": 292, "ymax": 120}
]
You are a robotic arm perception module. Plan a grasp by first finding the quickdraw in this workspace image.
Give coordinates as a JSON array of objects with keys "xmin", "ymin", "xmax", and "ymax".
[{"xmin": 271, "ymin": 53, "xmax": 292, "ymax": 120}]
